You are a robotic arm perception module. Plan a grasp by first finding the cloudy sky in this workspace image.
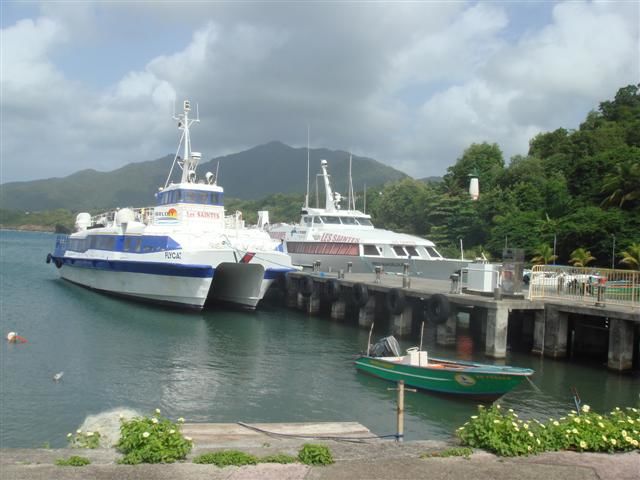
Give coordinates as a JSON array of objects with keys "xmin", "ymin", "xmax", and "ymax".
[{"xmin": 1, "ymin": 1, "xmax": 638, "ymax": 184}]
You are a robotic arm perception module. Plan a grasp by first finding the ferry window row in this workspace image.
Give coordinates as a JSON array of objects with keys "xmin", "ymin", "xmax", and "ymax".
[
  {"xmin": 157, "ymin": 189, "xmax": 223, "ymax": 206},
  {"xmin": 67, "ymin": 235, "xmax": 180, "ymax": 254},
  {"xmin": 301, "ymin": 216, "xmax": 373, "ymax": 226}
]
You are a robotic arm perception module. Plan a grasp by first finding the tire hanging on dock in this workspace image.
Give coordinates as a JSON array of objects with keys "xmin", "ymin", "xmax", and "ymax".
[
  {"xmin": 46, "ymin": 253, "xmax": 52, "ymax": 264},
  {"xmin": 352, "ymin": 283, "xmax": 369, "ymax": 307},
  {"xmin": 385, "ymin": 288, "xmax": 406, "ymax": 315},
  {"xmin": 426, "ymin": 294, "xmax": 450, "ymax": 324},
  {"xmin": 300, "ymin": 276, "xmax": 314, "ymax": 297},
  {"xmin": 54, "ymin": 258, "xmax": 63, "ymax": 269},
  {"xmin": 325, "ymin": 279, "xmax": 341, "ymax": 302}
]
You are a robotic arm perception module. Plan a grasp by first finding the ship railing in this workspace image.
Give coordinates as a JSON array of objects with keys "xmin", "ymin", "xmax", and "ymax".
[
  {"xmin": 89, "ymin": 207, "xmax": 155, "ymax": 227},
  {"xmin": 54, "ymin": 235, "xmax": 68, "ymax": 256},
  {"xmin": 528, "ymin": 265, "xmax": 639, "ymax": 309}
]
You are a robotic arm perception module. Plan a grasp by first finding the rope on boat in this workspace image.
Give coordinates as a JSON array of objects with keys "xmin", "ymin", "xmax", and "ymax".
[{"xmin": 236, "ymin": 422, "xmax": 398, "ymax": 443}]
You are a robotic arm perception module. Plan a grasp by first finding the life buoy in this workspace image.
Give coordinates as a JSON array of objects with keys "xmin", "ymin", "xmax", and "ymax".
[
  {"xmin": 352, "ymin": 283, "xmax": 369, "ymax": 307},
  {"xmin": 386, "ymin": 288, "xmax": 406, "ymax": 315},
  {"xmin": 325, "ymin": 279, "xmax": 341, "ymax": 302},
  {"xmin": 300, "ymin": 276, "xmax": 314, "ymax": 297},
  {"xmin": 427, "ymin": 294, "xmax": 450, "ymax": 324},
  {"xmin": 54, "ymin": 258, "xmax": 63, "ymax": 269},
  {"xmin": 46, "ymin": 253, "xmax": 52, "ymax": 264}
]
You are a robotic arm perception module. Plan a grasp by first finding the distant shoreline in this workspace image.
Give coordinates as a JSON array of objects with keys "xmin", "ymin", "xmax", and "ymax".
[{"xmin": 0, "ymin": 225, "xmax": 55, "ymax": 233}]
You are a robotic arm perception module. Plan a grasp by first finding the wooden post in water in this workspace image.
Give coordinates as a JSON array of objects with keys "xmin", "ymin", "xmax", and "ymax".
[{"xmin": 388, "ymin": 380, "xmax": 416, "ymax": 442}]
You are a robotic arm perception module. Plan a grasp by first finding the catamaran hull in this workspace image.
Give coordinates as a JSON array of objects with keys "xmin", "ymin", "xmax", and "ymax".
[
  {"xmin": 289, "ymin": 253, "xmax": 467, "ymax": 280},
  {"xmin": 355, "ymin": 356, "xmax": 529, "ymax": 399}
]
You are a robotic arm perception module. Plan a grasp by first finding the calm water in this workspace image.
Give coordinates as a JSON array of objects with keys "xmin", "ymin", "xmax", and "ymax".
[{"xmin": 1, "ymin": 230, "xmax": 639, "ymax": 448}]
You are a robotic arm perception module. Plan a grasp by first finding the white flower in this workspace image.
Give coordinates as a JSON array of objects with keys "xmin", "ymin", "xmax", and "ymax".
[
  {"xmin": 151, "ymin": 418, "xmax": 158, "ymax": 424},
  {"xmin": 493, "ymin": 420, "xmax": 500, "ymax": 424},
  {"xmin": 579, "ymin": 441, "xmax": 587, "ymax": 449},
  {"xmin": 512, "ymin": 422, "xmax": 518, "ymax": 428},
  {"xmin": 513, "ymin": 413, "xmax": 519, "ymax": 418},
  {"xmin": 87, "ymin": 432, "xmax": 94, "ymax": 437},
  {"xmin": 523, "ymin": 423, "xmax": 529, "ymax": 430},
  {"xmin": 611, "ymin": 439, "xmax": 617, "ymax": 445},
  {"xmin": 471, "ymin": 416, "xmax": 478, "ymax": 419},
  {"xmin": 155, "ymin": 408, "xmax": 161, "ymax": 415},
  {"xmin": 527, "ymin": 445, "xmax": 532, "ymax": 451},
  {"xmin": 496, "ymin": 405, "xmax": 501, "ymax": 409},
  {"xmin": 598, "ymin": 422, "xmax": 605, "ymax": 428},
  {"xmin": 536, "ymin": 438, "xmax": 541, "ymax": 445},
  {"xmin": 169, "ymin": 429, "xmax": 175, "ymax": 434},
  {"xmin": 178, "ymin": 417, "xmax": 185, "ymax": 423},
  {"xmin": 553, "ymin": 421, "xmax": 560, "ymax": 426},
  {"xmin": 76, "ymin": 429, "xmax": 82, "ymax": 434},
  {"xmin": 602, "ymin": 435, "xmax": 607, "ymax": 441},
  {"xmin": 581, "ymin": 405, "xmax": 591, "ymax": 413},
  {"xmin": 67, "ymin": 433, "xmax": 72, "ymax": 438},
  {"xmin": 528, "ymin": 431, "xmax": 534, "ymax": 438},
  {"xmin": 142, "ymin": 432, "xmax": 150, "ymax": 438},
  {"xmin": 632, "ymin": 439, "xmax": 639, "ymax": 447},
  {"xmin": 572, "ymin": 428, "xmax": 578, "ymax": 434},
  {"xmin": 119, "ymin": 413, "xmax": 124, "ymax": 419},
  {"xmin": 573, "ymin": 417, "xmax": 581, "ymax": 424},
  {"xmin": 185, "ymin": 436, "xmax": 192, "ymax": 442},
  {"xmin": 508, "ymin": 409, "xmax": 514, "ymax": 413}
]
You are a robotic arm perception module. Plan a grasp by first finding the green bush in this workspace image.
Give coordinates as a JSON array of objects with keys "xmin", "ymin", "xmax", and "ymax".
[
  {"xmin": 116, "ymin": 409, "xmax": 192, "ymax": 464},
  {"xmin": 298, "ymin": 443, "xmax": 334, "ymax": 466},
  {"xmin": 260, "ymin": 453, "xmax": 298, "ymax": 464},
  {"xmin": 193, "ymin": 450, "xmax": 258, "ymax": 467},
  {"xmin": 67, "ymin": 430, "xmax": 101, "ymax": 449},
  {"xmin": 457, "ymin": 404, "xmax": 640, "ymax": 456},
  {"xmin": 55, "ymin": 456, "xmax": 91, "ymax": 467}
]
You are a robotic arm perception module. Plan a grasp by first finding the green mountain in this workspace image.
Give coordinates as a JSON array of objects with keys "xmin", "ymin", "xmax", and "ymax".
[{"xmin": 0, "ymin": 141, "xmax": 406, "ymax": 212}]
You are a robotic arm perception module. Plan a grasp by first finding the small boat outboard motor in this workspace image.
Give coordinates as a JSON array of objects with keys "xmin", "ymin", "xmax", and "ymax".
[{"xmin": 369, "ymin": 336, "xmax": 401, "ymax": 357}]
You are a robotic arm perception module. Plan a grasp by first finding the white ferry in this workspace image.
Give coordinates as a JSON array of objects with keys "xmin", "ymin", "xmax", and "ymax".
[
  {"xmin": 47, "ymin": 100, "xmax": 296, "ymax": 310},
  {"xmin": 268, "ymin": 160, "xmax": 467, "ymax": 279}
]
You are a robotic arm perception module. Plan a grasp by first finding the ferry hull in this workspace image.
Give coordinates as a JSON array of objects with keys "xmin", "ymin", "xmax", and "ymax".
[
  {"xmin": 59, "ymin": 262, "xmax": 212, "ymax": 309},
  {"xmin": 289, "ymin": 253, "xmax": 466, "ymax": 281}
]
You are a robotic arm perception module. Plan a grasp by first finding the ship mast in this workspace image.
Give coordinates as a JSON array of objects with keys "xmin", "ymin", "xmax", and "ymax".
[{"xmin": 174, "ymin": 100, "xmax": 200, "ymax": 184}]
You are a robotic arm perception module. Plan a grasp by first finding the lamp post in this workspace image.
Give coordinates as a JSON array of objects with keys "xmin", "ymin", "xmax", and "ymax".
[
  {"xmin": 459, "ymin": 237, "xmax": 464, "ymax": 261},
  {"xmin": 553, "ymin": 234, "xmax": 557, "ymax": 265},
  {"xmin": 611, "ymin": 234, "xmax": 616, "ymax": 270}
]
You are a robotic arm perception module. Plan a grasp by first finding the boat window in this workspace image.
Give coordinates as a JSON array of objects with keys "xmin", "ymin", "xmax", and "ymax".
[
  {"xmin": 425, "ymin": 247, "xmax": 442, "ymax": 258},
  {"xmin": 392, "ymin": 246, "xmax": 406, "ymax": 256},
  {"xmin": 340, "ymin": 217, "xmax": 358, "ymax": 225},
  {"xmin": 182, "ymin": 190, "xmax": 209, "ymax": 204},
  {"xmin": 363, "ymin": 244, "xmax": 380, "ymax": 256},
  {"xmin": 313, "ymin": 216, "xmax": 323, "ymax": 224},
  {"xmin": 406, "ymin": 246, "xmax": 419, "ymax": 257},
  {"xmin": 302, "ymin": 216, "xmax": 312, "ymax": 226},
  {"xmin": 321, "ymin": 216, "xmax": 341, "ymax": 224},
  {"xmin": 356, "ymin": 218, "xmax": 373, "ymax": 226}
]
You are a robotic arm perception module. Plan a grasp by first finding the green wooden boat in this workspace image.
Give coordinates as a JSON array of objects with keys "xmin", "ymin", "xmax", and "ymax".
[{"xmin": 355, "ymin": 338, "xmax": 534, "ymax": 399}]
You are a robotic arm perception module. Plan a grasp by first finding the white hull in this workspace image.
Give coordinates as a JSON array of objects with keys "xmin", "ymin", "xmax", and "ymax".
[
  {"xmin": 289, "ymin": 253, "xmax": 466, "ymax": 280},
  {"xmin": 60, "ymin": 264, "xmax": 212, "ymax": 309}
]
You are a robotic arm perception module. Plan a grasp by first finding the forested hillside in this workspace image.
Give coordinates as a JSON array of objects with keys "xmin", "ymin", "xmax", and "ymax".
[{"xmin": 366, "ymin": 85, "xmax": 639, "ymax": 267}]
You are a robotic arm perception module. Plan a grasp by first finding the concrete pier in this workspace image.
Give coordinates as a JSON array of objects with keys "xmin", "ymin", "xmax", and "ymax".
[
  {"xmin": 283, "ymin": 271, "xmax": 639, "ymax": 370},
  {"xmin": 608, "ymin": 319, "xmax": 634, "ymax": 371}
]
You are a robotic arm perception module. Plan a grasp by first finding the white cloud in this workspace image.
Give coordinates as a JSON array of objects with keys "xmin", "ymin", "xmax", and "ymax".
[{"xmin": 1, "ymin": 1, "xmax": 638, "ymax": 184}]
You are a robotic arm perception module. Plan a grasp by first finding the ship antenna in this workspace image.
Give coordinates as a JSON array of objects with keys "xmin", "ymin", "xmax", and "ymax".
[
  {"xmin": 215, "ymin": 160, "xmax": 220, "ymax": 185},
  {"xmin": 363, "ymin": 183, "xmax": 367, "ymax": 214},
  {"xmin": 348, "ymin": 152, "xmax": 355, "ymax": 210},
  {"xmin": 305, "ymin": 125, "xmax": 310, "ymax": 208}
]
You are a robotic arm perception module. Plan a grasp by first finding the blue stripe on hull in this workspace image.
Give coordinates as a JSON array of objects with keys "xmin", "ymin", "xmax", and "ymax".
[
  {"xmin": 53, "ymin": 256, "xmax": 294, "ymax": 280},
  {"xmin": 55, "ymin": 256, "xmax": 214, "ymax": 278}
]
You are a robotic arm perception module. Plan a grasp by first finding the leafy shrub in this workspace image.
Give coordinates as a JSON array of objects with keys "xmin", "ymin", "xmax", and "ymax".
[
  {"xmin": 193, "ymin": 450, "xmax": 258, "ymax": 467},
  {"xmin": 260, "ymin": 453, "xmax": 298, "ymax": 464},
  {"xmin": 67, "ymin": 430, "xmax": 101, "ymax": 449},
  {"xmin": 116, "ymin": 409, "xmax": 192, "ymax": 464},
  {"xmin": 457, "ymin": 404, "xmax": 640, "ymax": 456},
  {"xmin": 421, "ymin": 447, "xmax": 473, "ymax": 458},
  {"xmin": 298, "ymin": 443, "xmax": 334, "ymax": 466},
  {"xmin": 55, "ymin": 456, "xmax": 91, "ymax": 467}
]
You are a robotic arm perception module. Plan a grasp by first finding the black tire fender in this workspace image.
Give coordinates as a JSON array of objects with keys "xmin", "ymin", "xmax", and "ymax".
[
  {"xmin": 352, "ymin": 283, "xmax": 369, "ymax": 307},
  {"xmin": 46, "ymin": 253, "xmax": 52, "ymax": 264},
  {"xmin": 300, "ymin": 276, "xmax": 314, "ymax": 297},
  {"xmin": 325, "ymin": 279, "xmax": 341, "ymax": 302},
  {"xmin": 385, "ymin": 288, "xmax": 406, "ymax": 315},
  {"xmin": 54, "ymin": 258, "xmax": 63, "ymax": 269},
  {"xmin": 427, "ymin": 294, "xmax": 450, "ymax": 324}
]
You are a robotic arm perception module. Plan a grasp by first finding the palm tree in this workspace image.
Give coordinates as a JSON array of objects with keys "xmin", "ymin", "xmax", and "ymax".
[
  {"xmin": 601, "ymin": 159, "xmax": 640, "ymax": 208},
  {"xmin": 619, "ymin": 242, "xmax": 640, "ymax": 270},
  {"xmin": 569, "ymin": 248, "xmax": 596, "ymax": 267},
  {"xmin": 531, "ymin": 244, "xmax": 557, "ymax": 265}
]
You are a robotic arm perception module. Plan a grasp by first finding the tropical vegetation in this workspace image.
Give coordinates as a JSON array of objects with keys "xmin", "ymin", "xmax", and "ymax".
[{"xmin": 456, "ymin": 404, "xmax": 640, "ymax": 456}]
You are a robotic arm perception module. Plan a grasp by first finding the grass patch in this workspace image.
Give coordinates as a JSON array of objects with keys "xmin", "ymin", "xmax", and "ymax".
[
  {"xmin": 192, "ymin": 450, "xmax": 258, "ymax": 467},
  {"xmin": 55, "ymin": 456, "xmax": 91, "ymax": 467},
  {"xmin": 260, "ymin": 453, "xmax": 298, "ymax": 464},
  {"xmin": 298, "ymin": 443, "xmax": 334, "ymax": 466},
  {"xmin": 421, "ymin": 447, "xmax": 473, "ymax": 459}
]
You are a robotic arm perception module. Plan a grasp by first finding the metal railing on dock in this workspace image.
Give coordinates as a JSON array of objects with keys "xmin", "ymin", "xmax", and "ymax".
[{"xmin": 528, "ymin": 265, "xmax": 639, "ymax": 309}]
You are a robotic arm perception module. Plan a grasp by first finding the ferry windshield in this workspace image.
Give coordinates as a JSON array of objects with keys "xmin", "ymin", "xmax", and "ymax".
[
  {"xmin": 157, "ymin": 189, "xmax": 223, "ymax": 206},
  {"xmin": 425, "ymin": 246, "xmax": 442, "ymax": 258},
  {"xmin": 340, "ymin": 217, "xmax": 358, "ymax": 225},
  {"xmin": 321, "ymin": 216, "xmax": 341, "ymax": 224},
  {"xmin": 356, "ymin": 218, "xmax": 373, "ymax": 226}
]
